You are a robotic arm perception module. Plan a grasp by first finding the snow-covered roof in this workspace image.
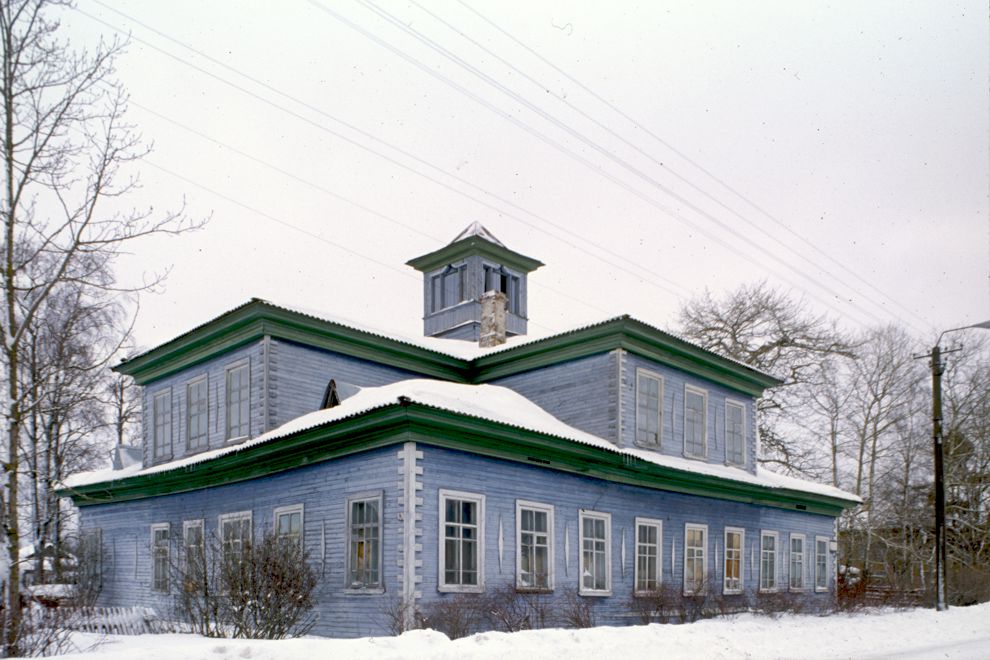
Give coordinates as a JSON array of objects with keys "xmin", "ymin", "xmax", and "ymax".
[
  {"xmin": 449, "ymin": 221, "xmax": 505, "ymax": 247},
  {"xmin": 63, "ymin": 379, "xmax": 857, "ymax": 504}
]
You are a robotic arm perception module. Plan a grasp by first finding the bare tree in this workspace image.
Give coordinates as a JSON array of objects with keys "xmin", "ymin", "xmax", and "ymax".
[
  {"xmin": 1, "ymin": 1, "xmax": 198, "ymax": 653},
  {"xmin": 677, "ymin": 281, "xmax": 853, "ymax": 475}
]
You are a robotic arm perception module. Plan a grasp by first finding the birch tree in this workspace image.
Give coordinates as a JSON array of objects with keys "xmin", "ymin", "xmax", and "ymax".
[{"xmin": 1, "ymin": 1, "xmax": 196, "ymax": 653}]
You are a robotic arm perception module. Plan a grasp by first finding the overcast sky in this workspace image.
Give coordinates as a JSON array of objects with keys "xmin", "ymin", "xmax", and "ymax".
[{"xmin": 59, "ymin": 0, "xmax": 989, "ymax": 351}]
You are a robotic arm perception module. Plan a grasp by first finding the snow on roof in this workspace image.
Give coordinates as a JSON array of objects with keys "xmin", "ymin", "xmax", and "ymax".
[
  {"xmin": 449, "ymin": 221, "xmax": 505, "ymax": 247},
  {"xmin": 63, "ymin": 379, "xmax": 857, "ymax": 504}
]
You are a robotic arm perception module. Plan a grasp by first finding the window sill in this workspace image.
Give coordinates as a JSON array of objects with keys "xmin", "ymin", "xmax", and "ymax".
[
  {"xmin": 578, "ymin": 589, "xmax": 611, "ymax": 597},
  {"xmin": 758, "ymin": 588, "xmax": 778, "ymax": 594},
  {"xmin": 814, "ymin": 587, "xmax": 829, "ymax": 593},
  {"xmin": 438, "ymin": 584, "xmax": 484, "ymax": 594},
  {"xmin": 789, "ymin": 587, "xmax": 806, "ymax": 593},
  {"xmin": 225, "ymin": 435, "xmax": 249, "ymax": 444},
  {"xmin": 344, "ymin": 587, "xmax": 385, "ymax": 595},
  {"xmin": 682, "ymin": 451, "xmax": 707, "ymax": 461},
  {"xmin": 723, "ymin": 589, "xmax": 744, "ymax": 596},
  {"xmin": 633, "ymin": 589, "xmax": 663, "ymax": 598}
]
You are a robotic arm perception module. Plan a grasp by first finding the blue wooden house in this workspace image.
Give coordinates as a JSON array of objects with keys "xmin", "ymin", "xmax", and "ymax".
[{"xmin": 60, "ymin": 223, "xmax": 858, "ymax": 637}]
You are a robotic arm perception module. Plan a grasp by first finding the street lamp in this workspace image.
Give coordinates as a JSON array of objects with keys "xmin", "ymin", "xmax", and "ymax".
[{"xmin": 926, "ymin": 320, "xmax": 990, "ymax": 612}]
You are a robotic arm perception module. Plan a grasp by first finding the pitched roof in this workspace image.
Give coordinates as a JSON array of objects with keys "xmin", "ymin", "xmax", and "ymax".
[{"xmin": 449, "ymin": 221, "xmax": 505, "ymax": 247}]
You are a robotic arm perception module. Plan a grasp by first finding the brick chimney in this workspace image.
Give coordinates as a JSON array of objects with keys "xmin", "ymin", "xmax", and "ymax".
[{"xmin": 479, "ymin": 290, "xmax": 507, "ymax": 348}]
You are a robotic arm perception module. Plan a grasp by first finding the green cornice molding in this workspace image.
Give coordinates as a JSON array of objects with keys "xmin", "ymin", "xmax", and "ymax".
[
  {"xmin": 405, "ymin": 236, "xmax": 544, "ymax": 274},
  {"xmin": 114, "ymin": 300, "xmax": 470, "ymax": 385},
  {"xmin": 59, "ymin": 402, "xmax": 854, "ymax": 516}
]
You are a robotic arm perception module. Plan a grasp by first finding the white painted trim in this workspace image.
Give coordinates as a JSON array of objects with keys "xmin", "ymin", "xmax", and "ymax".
[
  {"xmin": 633, "ymin": 517, "xmax": 663, "ymax": 594},
  {"xmin": 399, "ymin": 442, "xmax": 421, "ymax": 627},
  {"xmin": 815, "ymin": 535, "xmax": 830, "ymax": 592},
  {"xmin": 635, "ymin": 368, "xmax": 664, "ymax": 448},
  {"xmin": 683, "ymin": 384, "xmax": 708, "ymax": 459},
  {"xmin": 274, "ymin": 503, "xmax": 304, "ymax": 546},
  {"xmin": 515, "ymin": 499, "xmax": 554, "ymax": 591},
  {"xmin": 224, "ymin": 359, "xmax": 251, "ymax": 441},
  {"xmin": 438, "ymin": 489, "xmax": 486, "ymax": 593},
  {"xmin": 789, "ymin": 533, "xmax": 806, "ymax": 592},
  {"xmin": 760, "ymin": 530, "xmax": 779, "ymax": 592},
  {"xmin": 683, "ymin": 522, "xmax": 708, "ymax": 595},
  {"xmin": 724, "ymin": 399, "xmax": 746, "ymax": 467},
  {"xmin": 150, "ymin": 522, "xmax": 170, "ymax": 593},
  {"xmin": 723, "ymin": 527, "xmax": 745, "ymax": 594},
  {"xmin": 184, "ymin": 374, "xmax": 209, "ymax": 452},
  {"xmin": 151, "ymin": 388, "xmax": 172, "ymax": 459},
  {"xmin": 578, "ymin": 510, "xmax": 611, "ymax": 596},
  {"xmin": 344, "ymin": 492, "xmax": 383, "ymax": 592}
]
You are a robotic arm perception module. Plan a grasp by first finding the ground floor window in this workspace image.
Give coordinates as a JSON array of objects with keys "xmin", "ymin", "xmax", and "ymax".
[
  {"xmin": 579, "ymin": 510, "xmax": 611, "ymax": 595},
  {"xmin": 151, "ymin": 523, "xmax": 170, "ymax": 593},
  {"xmin": 517, "ymin": 500, "xmax": 553, "ymax": 590},
  {"xmin": 790, "ymin": 534, "xmax": 806, "ymax": 591},
  {"xmin": 724, "ymin": 527, "xmax": 744, "ymax": 594},
  {"xmin": 760, "ymin": 530, "xmax": 778, "ymax": 592},
  {"xmin": 348, "ymin": 494, "xmax": 382, "ymax": 589},
  {"xmin": 439, "ymin": 490, "xmax": 485, "ymax": 592},
  {"xmin": 815, "ymin": 536, "xmax": 829, "ymax": 592},
  {"xmin": 684, "ymin": 523, "xmax": 708, "ymax": 595},
  {"xmin": 219, "ymin": 511, "xmax": 252, "ymax": 568},
  {"xmin": 635, "ymin": 517, "xmax": 662, "ymax": 593}
]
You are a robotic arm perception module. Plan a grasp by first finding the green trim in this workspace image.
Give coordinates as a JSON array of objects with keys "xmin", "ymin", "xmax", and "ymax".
[
  {"xmin": 114, "ymin": 300, "xmax": 469, "ymax": 385},
  {"xmin": 59, "ymin": 403, "xmax": 856, "ymax": 516},
  {"xmin": 406, "ymin": 236, "xmax": 543, "ymax": 274},
  {"xmin": 471, "ymin": 317, "xmax": 782, "ymax": 396}
]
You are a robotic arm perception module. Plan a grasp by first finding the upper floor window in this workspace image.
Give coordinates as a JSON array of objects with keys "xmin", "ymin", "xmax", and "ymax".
[
  {"xmin": 347, "ymin": 494, "xmax": 382, "ymax": 590},
  {"xmin": 430, "ymin": 264, "xmax": 467, "ymax": 313},
  {"xmin": 635, "ymin": 369, "xmax": 663, "ymax": 447},
  {"xmin": 225, "ymin": 362, "xmax": 250, "ymax": 440},
  {"xmin": 725, "ymin": 401, "xmax": 745, "ymax": 466},
  {"xmin": 579, "ymin": 510, "xmax": 611, "ymax": 595},
  {"xmin": 634, "ymin": 517, "xmax": 662, "ymax": 594},
  {"xmin": 151, "ymin": 523, "xmax": 170, "ymax": 593},
  {"xmin": 684, "ymin": 523, "xmax": 707, "ymax": 595},
  {"xmin": 439, "ymin": 490, "xmax": 484, "ymax": 592},
  {"xmin": 483, "ymin": 264, "xmax": 520, "ymax": 314},
  {"xmin": 275, "ymin": 504, "xmax": 303, "ymax": 548},
  {"xmin": 684, "ymin": 385, "xmax": 707, "ymax": 458},
  {"xmin": 152, "ymin": 390, "xmax": 171, "ymax": 459},
  {"xmin": 186, "ymin": 376, "xmax": 208, "ymax": 451},
  {"xmin": 724, "ymin": 527, "xmax": 744, "ymax": 594},
  {"xmin": 516, "ymin": 500, "xmax": 553, "ymax": 591}
]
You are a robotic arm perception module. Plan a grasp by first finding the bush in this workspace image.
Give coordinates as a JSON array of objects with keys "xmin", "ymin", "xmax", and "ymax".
[{"xmin": 171, "ymin": 530, "xmax": 318, "ymax": 639}]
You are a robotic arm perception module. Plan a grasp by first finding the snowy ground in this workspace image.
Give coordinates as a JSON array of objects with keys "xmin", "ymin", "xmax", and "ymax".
[{"xmin": 42, "ymin": 603, "xmax": 990, "ymax": 660}]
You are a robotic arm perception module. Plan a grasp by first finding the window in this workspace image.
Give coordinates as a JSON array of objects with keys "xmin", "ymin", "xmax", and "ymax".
[
  {"xmin": 275, "ymin": 504, "xmax": 303, "ymax": 547},
  {"xmin": 579, "ymin": 510, "xmax": 611, "ymax": 595},
  {"xmin": 151, "ymin": 523, "xmax": 170, "ymax": 593},
  {"xmin": 186, "ymin": 376, "xmax": 208, "ymax": 451},
  {"xmin": 152, "ymin": 390, "xmax": 171, "ymax": 459},
  {"xmin": 684, "ymin": 523, "xmax": 708, "ymax": 595},
  {"xmin": 684, "ymin": 385, "xmax": 707, "ymax": 458},
  {"xmin": 439, "ymin": 490, "xmax": 484, "ymax": 592},
  {"xmin": 634, "ymin": 517, "xmax": 662, "ymax": 594},
  {"xmin": 724, "ymin": 527, "xmax": 744, "ymax": 594},
  {"xmin": 815, "ymin": 536, "xmax": 830, "ymax": 592},
  {"xmin": 183, "ymin": 520, "xmax": 204, "ymax": 588},
  {"xmin": 80, "ymin": 528, "xmax": 102, "ymax": 589},
  {"xmin": 725, "ymin": 401, "xmax": 745, "ymax": 466},
  {"xmin": 483, "ymin": 264, "xmax": 521, "ymax": 314},
  {"xmin": 347, "ymin": 494, "xmax": 382, "ymax": 590},
  {"xmin": 219, "ymin": 511, "xmax": 252, "ymax": 567},
  {"xmin": 431, "ymin": 264, "xmax": 467, "ymax": 313},
  {"xmin": 635, "ymin": 369, "xmax": 663, "ymax": 447},
  {"xmin": 790, "ymin": 534, "xmax": 806, "ymax": 591},
  {"xmin": 516, "ymin": 501, "xmax": 553, "ymax": 590},
  {"xmin": 760, "ymin": 531, "xmax": 778, "ymax": 592},
  {"xmin": 225, "ymin": 362, "xmax": 250, "ymax": 440}
]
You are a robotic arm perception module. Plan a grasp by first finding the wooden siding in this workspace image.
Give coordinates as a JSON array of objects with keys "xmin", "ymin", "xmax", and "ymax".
[
  {"xmin": 417, "ymin": 445, "xmax": 835, "ymax": 626},
  {"xmin": 490, "ymin": 352, "xmax": 619, "ymax": 442},
  {"xmin": 78, "ymin": 446, "xmax": 401, "ymax": 639},
  {"xmin": 422, "ymin": 254, "xmax": 529, "ymax": 338},
  {"xmin": 621, "ymin": 352, "xmax": 759, "ymax": 474}
]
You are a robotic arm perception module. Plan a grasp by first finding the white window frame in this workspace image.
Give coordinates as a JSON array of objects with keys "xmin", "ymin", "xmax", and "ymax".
[
  {"xmin": 760, "ymin": 530, "xmax": 779, "ymax": 592},
  {"xmin": 724, "ymin": 400, "xmax": 746, "ymax": 467},
  {"xmin": 225, "ymin": 361, "xmax": 250, "ymax": 441},
  {"xmin": 182, "ymin": 519, "xmax": 204, "ymax": 569},
  {"xmin": 346, "ymin": 492, "xmax": 384, "ymax": 592},
  {"xmin": 438, "ymin": 489, "xmax": 485, "ymax": 593},
  {"xmin": 274, "ymin": 504, "xmax": 304, "ymax": 548},
  {"xmin": 218, "ymin": 510, "xmax": 252, "ymax": 567},
  {"xmin": 723, "ymin": 527, "xmax": 745, "ymax": 594},
  {"xmin": 815, "ymin": 535, "xmax": 830, "ymax": 592},
  {"xmin": 579, "ymin": 510, "xmax": 611, "ymax": 596},
  {"xmin": 634, "ymin": 517, "xmax": 663, "ymax": 595},
  {"xmin": 683, "ymin": 523, "xmax": 708, "ymax": 595},
  {"xmin": 516, "ymin": 500, "xmax": 554, "ymax": 591},
  {"xmin": 635, "ymin": 368, "xmax": 664, "ymax": 447},
  {"xmin": 151, "ymin": 522, "xmax": 170, "ymax": 593},
  {"xmin": 684, "ymin": 385, "xmax": 708, "ymax": 459},
  {"xmin": 152, "ymin": 389, "xmax": 172, "ymax": 459},
  {"xmin": 789, "ymin": 533, "xmax": 806, "ymax": 592},
  {"xmin": 186, "ymin": 375, "xmax": 209, "ymax": 452}
]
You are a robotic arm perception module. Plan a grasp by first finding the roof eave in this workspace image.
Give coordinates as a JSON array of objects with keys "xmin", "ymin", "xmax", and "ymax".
[{"xmin": 405, "ymin": 237, "xmax": 544, "ymax": 273}]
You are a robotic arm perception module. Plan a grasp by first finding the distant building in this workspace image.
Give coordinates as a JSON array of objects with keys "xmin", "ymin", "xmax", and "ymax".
[{"xmin": 60, "ymin": 223, "xmax": 858, "ymax": 636}]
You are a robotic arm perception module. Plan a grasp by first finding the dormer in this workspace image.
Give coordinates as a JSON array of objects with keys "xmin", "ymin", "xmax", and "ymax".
[{"xmin": 406, "ymin": 223, "xmax": 543, "ymax": 341}]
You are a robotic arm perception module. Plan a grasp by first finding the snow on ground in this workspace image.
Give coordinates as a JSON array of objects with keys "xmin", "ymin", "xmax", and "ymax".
[{"xmin": 41, "ymin": 603, "xmax": 990, "ymax": 660}]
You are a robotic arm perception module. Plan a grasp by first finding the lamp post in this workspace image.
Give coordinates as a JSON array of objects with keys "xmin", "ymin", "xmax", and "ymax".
[{"xmin": 926, "ymin": 320, "xmax": 990, "ymax": 612}]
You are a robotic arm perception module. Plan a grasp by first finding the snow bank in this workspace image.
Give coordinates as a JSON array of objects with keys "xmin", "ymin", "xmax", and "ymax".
[{"xmin": 42, "ymin": 603, "xmax": 990, "ymax": 660}]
